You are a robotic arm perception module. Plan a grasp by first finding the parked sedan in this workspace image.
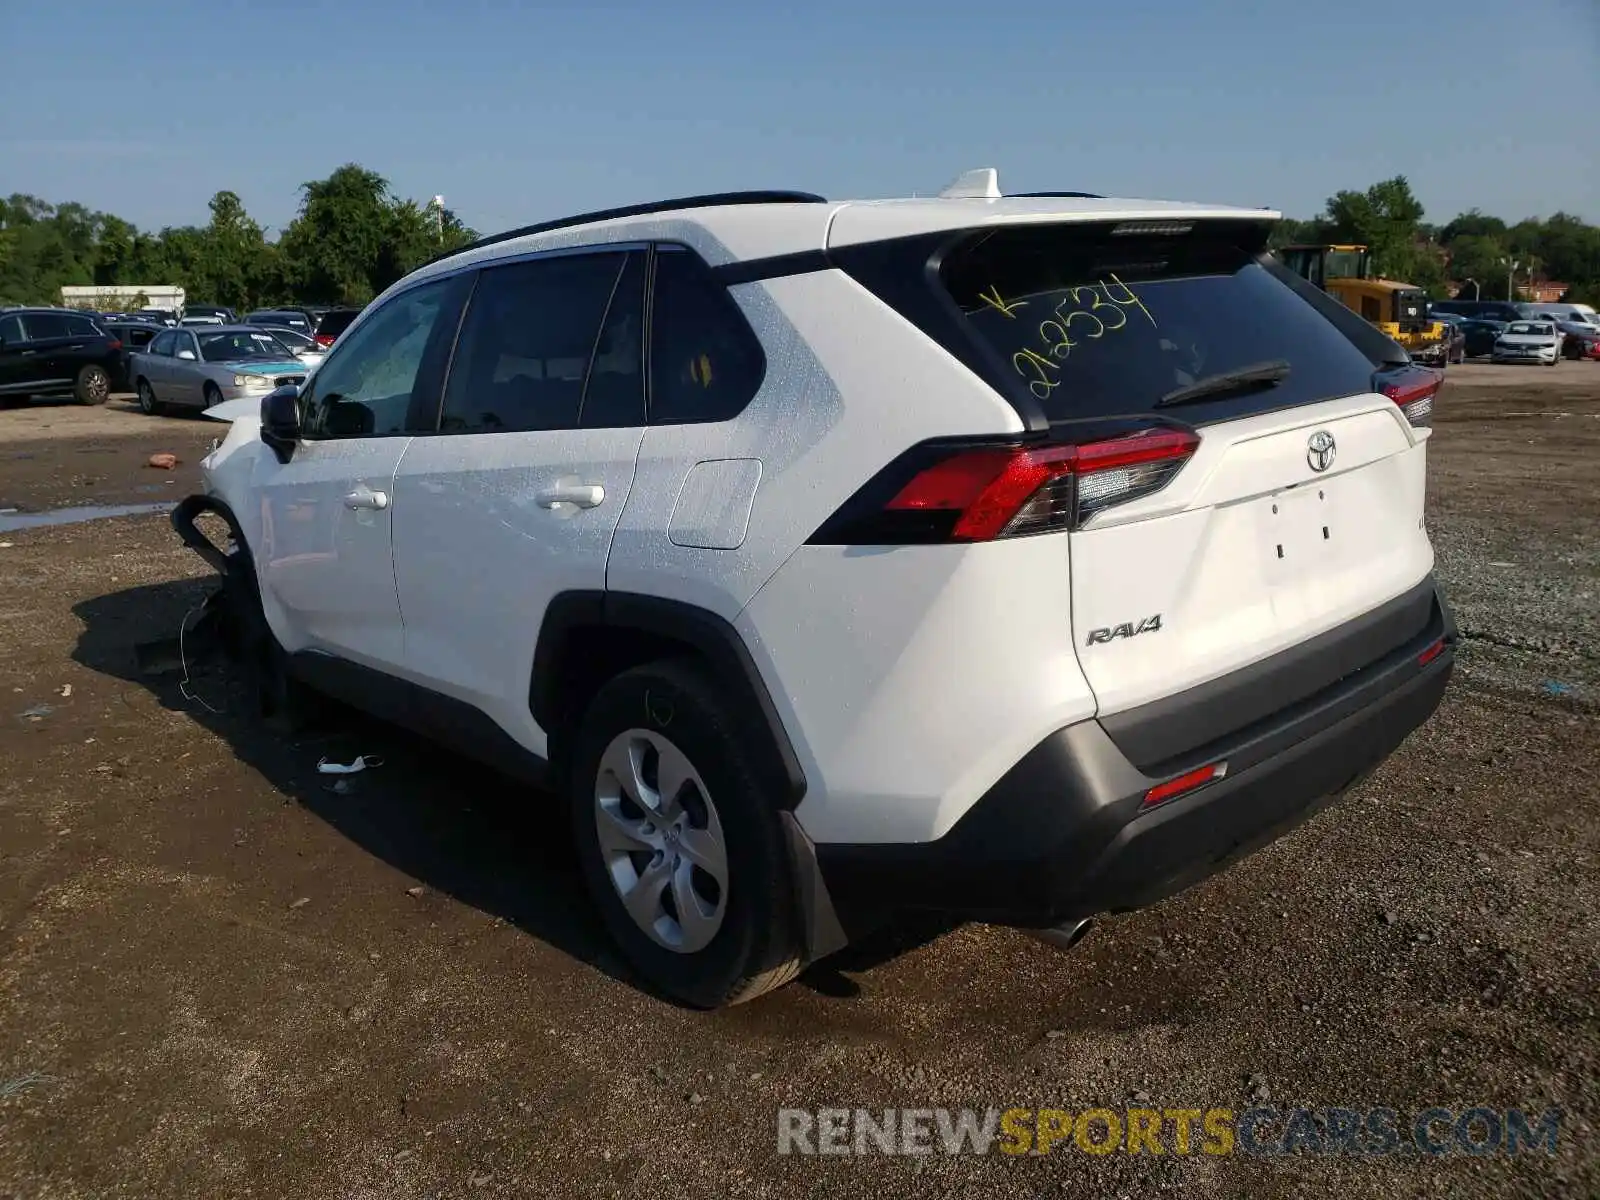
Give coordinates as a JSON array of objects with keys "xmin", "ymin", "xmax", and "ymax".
[
  {"xmin": 242, "ymin": 308, "xmax": 316, "ymax": 337},
  {"xmin": 129, "ymin": 325, "xmax": 309, "ymax": 414},
  {"xmin": 259, "ymin": 325, "xmax": 326, "ymax": 368},
  {"xmin": 1428, "ymin": 313, "xmax": 1468, "ymax": 364},
  {"xmin": 1528, "ymin": 311, "xmax": 1600, "ymax": 360},
  {"xmin": 1455, "ymin": 316, "xmax": 1507, "ymax": 359},
  {"xmin": 98, "ymin": 319, "xmax": 164, "ymax": 390},
  {"xmin": 1491, "ymin": 321, "xmax": 1562, "ymax": 366}
]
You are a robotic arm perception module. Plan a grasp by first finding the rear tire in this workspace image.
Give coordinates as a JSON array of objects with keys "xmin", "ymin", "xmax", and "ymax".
[
  {"xmin": 75, "ymin": 364, "xmax": 110, "ymax": 405},
  {"xmin": 569, "ymin": 660, "xmax": 802, "ymax": 1008}
]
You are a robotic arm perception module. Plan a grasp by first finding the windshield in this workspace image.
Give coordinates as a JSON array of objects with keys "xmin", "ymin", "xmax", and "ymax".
[
  {"xmin": 199, "ymin": 330, "xmax": 294, "ymax": 362},
  {"xmin": 942, "ymin": 222, "xmax": 1375, "ymax": 421},
  {"xmin": 1504, "ymin": 322, "xmax": 1551, "ymax": 336}
]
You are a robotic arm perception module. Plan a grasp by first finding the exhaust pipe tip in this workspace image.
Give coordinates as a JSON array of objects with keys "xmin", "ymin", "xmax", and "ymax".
[{"xmin": 1030, "ymin": 918, "xmax": 1095, "ymax": 953}]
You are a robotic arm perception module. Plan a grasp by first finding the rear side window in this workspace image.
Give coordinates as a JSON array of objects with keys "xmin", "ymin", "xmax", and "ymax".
[
  {"xmin": 127, "ymin": 327, "xmax": 156, "ymax": 348},
  {"xmin": 942, "ymin": 223, "xmax": 1379, "ymax": 422},
  {"xmin": 0, "ymin": 315, "xmax": 23, "ymax": 343},
  {"xmin": 440, "ymin": 251, "xmax": 628, "ymax": 434},
  {"xmin": 22, "ymin": 313, "xmax": 71, "ymax": 340},
  {"xmin": 68, "ymin": 315, "xmax": 100, "ymax": 336},
  {"xmin": 648, "ymin": 245, "xmax": 765, "ymax": 424}
]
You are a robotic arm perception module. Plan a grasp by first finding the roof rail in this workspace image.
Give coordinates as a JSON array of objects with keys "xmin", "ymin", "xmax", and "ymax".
[
  {"xmin": 1009, "ymin": 190, "xmax": 1105, "ymax": 199},
  {"xmin": 425, "ymin": 190, "xmax": 828, "ymax": 267}
]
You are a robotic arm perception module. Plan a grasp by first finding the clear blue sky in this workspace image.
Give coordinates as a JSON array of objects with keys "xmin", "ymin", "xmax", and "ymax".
[{"xmin": 3, "ymin": 0, "xmax": 1596, "ymax": 238}]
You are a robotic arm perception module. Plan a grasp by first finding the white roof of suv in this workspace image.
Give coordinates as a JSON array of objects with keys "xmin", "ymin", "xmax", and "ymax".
[{"xmin": 406, "ymin": 168, "xmax": 1280, "ymax": 284}]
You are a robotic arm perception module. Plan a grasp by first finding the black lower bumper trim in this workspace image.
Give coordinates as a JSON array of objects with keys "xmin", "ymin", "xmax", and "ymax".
[{"xmin": 814, "ymin": 580, "xmax": 1455, "ymax": 931}]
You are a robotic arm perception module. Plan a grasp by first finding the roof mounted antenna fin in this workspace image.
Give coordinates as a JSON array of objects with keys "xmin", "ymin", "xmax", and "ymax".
[{"xmin": 938, "ymin": 167, "xmax": 1001, "ymax": 199}]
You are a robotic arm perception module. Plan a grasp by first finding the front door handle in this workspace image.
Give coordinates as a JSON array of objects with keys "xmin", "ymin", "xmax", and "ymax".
[
  {"xmin": 344, "ymin": 485, "xmax": 390, "ymax": 511},
  {"xmin": 536, "ymin": 483, "xmax": 605, "ymax": 509}
]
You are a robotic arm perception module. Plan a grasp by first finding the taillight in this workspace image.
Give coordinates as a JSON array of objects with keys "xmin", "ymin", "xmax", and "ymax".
[
  {"xmin": 1375, "ymin": 364, "xmax": 1441, "ymax": 429},
  {"xmin": 315, "ymin": 333, "xmax": 335, "ymax": 347},
  {"xmin": 107, "ymin": 339, "xmax": 122, "ymax": 351},
  {"xmin": 811, "ymin": 427, "xmax": 1200, "ymax": 544}
]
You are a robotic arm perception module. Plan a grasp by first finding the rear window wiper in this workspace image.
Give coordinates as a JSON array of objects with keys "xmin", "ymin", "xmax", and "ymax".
[{"xmin": 1155, "ymin": 359, "xmax": 1291, "ymax": 408}]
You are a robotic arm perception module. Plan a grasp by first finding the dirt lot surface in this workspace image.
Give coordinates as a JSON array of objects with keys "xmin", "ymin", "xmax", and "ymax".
[{"xmin": 1, "ymin": 364, "xmax": 1596, "ymax": 1198}]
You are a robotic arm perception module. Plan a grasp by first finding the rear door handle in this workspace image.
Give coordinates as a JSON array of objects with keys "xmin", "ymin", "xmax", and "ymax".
[
  {"xmin": 344, "ymin": 485, "xmax": 390, "ymax": 511},
  {"xmin": 536, "ymin": 483, "xmax": 605, "ymax": 509}
]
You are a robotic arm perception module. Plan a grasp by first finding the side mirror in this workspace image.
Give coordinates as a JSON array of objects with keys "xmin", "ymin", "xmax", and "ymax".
[
  {"xmin": 260, "ymin": 385, "xmax": 301, "ymax": 464},
  {"xmin": 177, "ymin": 349, "xmax": 197, "ymax": 361}
]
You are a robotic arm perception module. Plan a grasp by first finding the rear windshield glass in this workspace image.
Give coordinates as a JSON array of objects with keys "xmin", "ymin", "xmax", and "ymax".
[
  {"xmin": 317, "ymin": 310, "xmax": 358, "ymax": 337},
  {"xmin": 942, "ymin": 223, "xmax": 1377, "ymax": 421}
]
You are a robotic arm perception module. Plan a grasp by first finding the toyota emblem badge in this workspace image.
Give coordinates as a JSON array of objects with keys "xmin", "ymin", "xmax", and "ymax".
[{"xmin": 1306, "ymin": 430, "xmax": 1336, "ymax": 473}]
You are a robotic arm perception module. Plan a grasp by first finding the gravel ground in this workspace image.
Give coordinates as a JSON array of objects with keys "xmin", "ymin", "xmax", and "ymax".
[{"xmin": 0, "ymin": 364, "xmax": 1596, "ymax": 1199}]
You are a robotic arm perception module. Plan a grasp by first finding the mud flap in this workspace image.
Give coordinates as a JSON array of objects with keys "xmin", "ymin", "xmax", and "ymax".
[{"xmin": 781, "ymin": 811, "xmax": 849, "ymax": 964}]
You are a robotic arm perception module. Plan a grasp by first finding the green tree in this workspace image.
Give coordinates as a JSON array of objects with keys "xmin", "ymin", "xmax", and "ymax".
[
  {"xmin": 277, "ymin": 164, "xmax": 396, "ymax": 304},
  {"xmin": 1446, "ymin": 234, "xmax": 1512, "ymax": 299},
  {"xmin": 1323, "ymin": 176, "xmax": 1433, "ymax": 283}
]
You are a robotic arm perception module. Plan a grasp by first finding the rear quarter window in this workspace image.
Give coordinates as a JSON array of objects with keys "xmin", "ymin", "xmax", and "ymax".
[{"xmin": 941, "ymin": 222, "xmax": 1378, "ymax": 423}]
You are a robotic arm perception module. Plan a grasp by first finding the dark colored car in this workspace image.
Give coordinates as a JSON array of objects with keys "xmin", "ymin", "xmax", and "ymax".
[
  {"xmin": 98, "ymin": 320, "xmax": 165, "ymax": 390},
  {"xmin": 243, "ymin": 308, "xmax": 316, "ymax": 337},
  {"xmin": 0, "ymin": 308, "xmax": 123, "ymax": 403},
  {"xmin": 1428, "ymin": 313, "xmax": 1468, "ymax": 364},
  {"xmin": 1429, "ymin": 299, "xmax": 1522, "ymax": 323},
  {"xmin": 313, "ymin": 306, "xmax": 361, "ymax": 348},
  {"xmin": 134, "ymin": 308, "xmax": 180, "ymax": 326}
]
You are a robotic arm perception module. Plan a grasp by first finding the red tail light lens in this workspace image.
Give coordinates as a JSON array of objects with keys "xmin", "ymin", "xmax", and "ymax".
[
  {"xmin": 815, "ymin": 427, "xmax": 1200, "ymax": 544},
  {"xmin": 1376, "ymin": 365, "xmax": 1441, "ymax": 429},
  {"xmin": 107, "ymin": 339, "xmax": 123, "ymax": 351},
  {"xmin": 315, "ymin": 333, "xmax": 335, "ymax": 347}
]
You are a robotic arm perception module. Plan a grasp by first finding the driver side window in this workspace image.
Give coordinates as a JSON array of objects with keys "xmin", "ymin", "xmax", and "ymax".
[{"xmin": 301, "ymin": 278, "xmax": 455, "ymax": 439}]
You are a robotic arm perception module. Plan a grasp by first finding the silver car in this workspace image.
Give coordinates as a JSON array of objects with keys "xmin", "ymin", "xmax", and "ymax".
[
  {"xmin": 256, "ymin": 325, "xmax": 327, "ymax": 368},
  {"xmin": 129, "ymin": 325, "xmax": 310, "ymax": 415}
]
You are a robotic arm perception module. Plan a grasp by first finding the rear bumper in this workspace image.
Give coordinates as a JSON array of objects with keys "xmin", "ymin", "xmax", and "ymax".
[{"xmin": 814, "ymin": 578, "xmax": 1455, "ymax": 931}]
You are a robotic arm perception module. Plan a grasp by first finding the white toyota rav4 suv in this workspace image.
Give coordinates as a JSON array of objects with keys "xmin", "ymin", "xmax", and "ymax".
[{"xmin": 174, "ymin": 170, "xmax": 1456, "ymax": 1008}]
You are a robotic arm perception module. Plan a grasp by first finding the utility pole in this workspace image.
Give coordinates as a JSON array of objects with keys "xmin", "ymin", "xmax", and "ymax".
[
  {"xmin": 1502, "ymin": 258, "xmax": 1520, "ymax": 302},
  {"xmin": 430, "ymin": 195, "xmax": 445, "ymax": 243}
]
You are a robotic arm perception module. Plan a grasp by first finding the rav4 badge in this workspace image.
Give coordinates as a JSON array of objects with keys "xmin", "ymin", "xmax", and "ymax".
[{"xmin": 1085, "ymin": 615, "xmax": 1163, "ymax": 646}]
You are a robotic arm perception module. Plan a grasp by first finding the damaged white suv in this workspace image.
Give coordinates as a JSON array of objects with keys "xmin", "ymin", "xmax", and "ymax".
[{"xmin": 174, "ymin": 170, "xmax": 1456, "ymax": 1008}]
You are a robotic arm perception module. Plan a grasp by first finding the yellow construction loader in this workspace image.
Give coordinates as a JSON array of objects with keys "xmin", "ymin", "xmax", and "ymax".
[{"xmin": 1275, "ymin": 244, "xmax": 1449, "ymax": 366}]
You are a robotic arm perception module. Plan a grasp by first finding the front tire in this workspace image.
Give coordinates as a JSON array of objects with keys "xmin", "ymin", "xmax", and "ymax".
[
  {"xmin": 75, "ymin": 363, "xmax": 110, "ymax": 405},
  {"xmin": 220, "ymin": 540, "xmax": 317, "ymax": 733},
  {"xmin": 570, "ymin": 660, "xmax": 802, "ymax": 1008},
  {"xmin": 136, "ymin": 379, "xmax": 164, "ymax": 416},
  {"xmin": 203, "ymin": 383, "xmax": 224, "ymax": 409}
]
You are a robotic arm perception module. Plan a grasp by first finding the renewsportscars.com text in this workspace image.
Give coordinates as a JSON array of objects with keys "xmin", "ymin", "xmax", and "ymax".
[{"xmin": 777, "ymin": 1106, "xmax": 1562, "ymax": 1158}]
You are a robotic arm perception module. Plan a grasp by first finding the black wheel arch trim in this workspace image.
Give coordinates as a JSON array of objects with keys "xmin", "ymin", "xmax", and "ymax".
[
  {"xmin": 532, "ymin": 591, "xmax": 807, "ymax": 808},
  {"xmin": 171, "ymin": 492, "xmax": 245, "ymax": 574}
]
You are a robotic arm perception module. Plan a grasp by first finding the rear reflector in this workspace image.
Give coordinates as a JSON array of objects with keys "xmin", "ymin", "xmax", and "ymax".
[
  {"xmin": 1417, "ymin": 638, "xmax": 1446, "ymax": 666},
  {"xmin": 1375, "ymin": 365, "xmax": 1441, "ymax": 429},
  {"xmin": 1143, "ymin": 760, "xmax": 1228, "ymax": 809},
  {"xmin": 871, "ymin": 427, "xmax": 1200, "ymax": 542}
]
